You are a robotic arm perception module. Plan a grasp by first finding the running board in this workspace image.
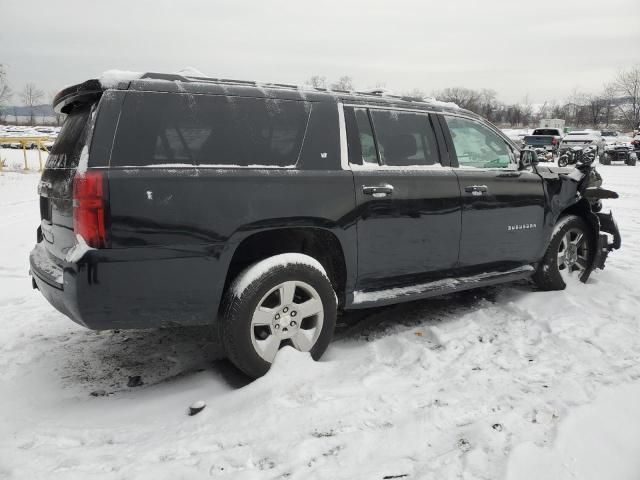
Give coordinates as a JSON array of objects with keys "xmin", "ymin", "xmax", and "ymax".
[{"xmin": 349, "ymin": 265, "xmax": 535, "ymax": 309}]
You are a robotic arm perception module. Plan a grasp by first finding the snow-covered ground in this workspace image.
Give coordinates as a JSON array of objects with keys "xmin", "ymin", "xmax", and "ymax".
[
  {"xmin": 0, "ymin": 148, "xmax": 48, "ymax": 172},
  {"xmin": 1, "ymin": 162, "xmax": 640, "ymax": 479}
]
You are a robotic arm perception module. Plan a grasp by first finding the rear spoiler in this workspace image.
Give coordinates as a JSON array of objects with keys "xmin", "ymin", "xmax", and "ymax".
[{"xmin": 53, "ymin": 79, "xmax": 103, "ymax": 114}]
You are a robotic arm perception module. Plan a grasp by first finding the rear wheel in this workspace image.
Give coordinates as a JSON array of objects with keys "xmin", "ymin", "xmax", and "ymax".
[
  {"xmin": 533, "ymin": 215, "xmax": 594, "ymax": 290},
  {"xmin": 220, "ymin": 254, "xmax": 337, "ymax": 378}
]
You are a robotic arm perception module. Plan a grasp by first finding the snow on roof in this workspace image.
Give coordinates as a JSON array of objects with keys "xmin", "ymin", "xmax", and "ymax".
[
  {"xmin": 175, "ymin": 67, "xmax": 208, "ymax": 77},
  {"xmin": 423, "ymin": 97, "xmax": 460, "ymax": 109},
  {"xmin": 99, "ymin": 70, "xmax": 143, "ymax": 89}
]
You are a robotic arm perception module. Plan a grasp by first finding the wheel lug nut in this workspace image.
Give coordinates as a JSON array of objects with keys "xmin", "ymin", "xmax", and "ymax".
[
  {"xmin": 275, "ymin": 314, "xmax": 280, "ymax": 320},
  {"xmin": 290, "ymin": 320, "xmax": 296, "ymax": 327},
  {"xmin": 283, "ymin": 307, "xmax": 289, "ymax": 313},
  {"xmin": 290, "ymin": 311, "xmax": 297, "ymax": 317},
  {"xmin": 274, "ymin": 324, "xmax": 280, "ymax": 330}
]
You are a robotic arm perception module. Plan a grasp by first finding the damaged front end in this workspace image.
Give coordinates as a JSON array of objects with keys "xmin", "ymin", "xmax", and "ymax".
[{"xmin": 539, "ymin": 156, "xmax": 622, "ymax": 273}]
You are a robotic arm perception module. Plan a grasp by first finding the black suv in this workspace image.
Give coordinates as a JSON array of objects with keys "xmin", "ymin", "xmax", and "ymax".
[{"xmin": 30, "ymin": 72, "xmax": 621, "ymax": 377}]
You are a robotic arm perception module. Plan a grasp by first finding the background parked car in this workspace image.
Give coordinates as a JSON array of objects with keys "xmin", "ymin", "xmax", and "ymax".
[
  {"xmin": 560, "ymin": 130, "xmax": 607, "ymax": 157},
  {"xmin": 522, "ymin": 128, "xmax": 564, "ymax": 160},
  {"xmin": 601, "ymin": 130, "xmax": 619, "ymax": 140}
]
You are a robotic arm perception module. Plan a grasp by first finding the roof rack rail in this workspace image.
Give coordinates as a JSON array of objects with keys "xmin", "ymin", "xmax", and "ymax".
[
  {"xmin": 140, "ymin": 72, "xmax": 305, "ymax": 92},
  {"xmin": 135, "ymin": 72, "xmax": 460, "ymax": 109}
]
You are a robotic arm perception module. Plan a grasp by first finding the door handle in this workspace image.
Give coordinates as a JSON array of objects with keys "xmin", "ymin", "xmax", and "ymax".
[
  {"xmin": 363, "ymin": 184, "xmax": 394, "ymax": 197},
  {"xmin": 464, "ymin": 185, "xmax": 488, "ymax": 196}
]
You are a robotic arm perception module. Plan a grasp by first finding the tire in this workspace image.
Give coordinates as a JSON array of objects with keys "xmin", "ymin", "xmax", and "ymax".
[
  {"xmin": 219, "ymin": 253, "xmax": 337, "ymax": 378},
  {"xmin": 532, "ymin": 215, "xmax": 594, "ymax": 291},
  {"xmin": 558, "ymin": 156, "xmax": 568, "ymax": 167},
  {"xmin": 628, "ymin": 157, "xmax": 637, "ymax": 166}
]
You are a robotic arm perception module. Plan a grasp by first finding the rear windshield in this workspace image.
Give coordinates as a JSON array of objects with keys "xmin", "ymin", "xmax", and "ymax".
[
  {"xmin": 45, "ymin": 106, "xmax": 91, "ymax": 169},
  {"xmin": 533, "ymin": 129, "xmax": 558, "ymax": 135},
  {"xmin": 110, "ymin": 92, "xmax": 311, "ymax": 168}
]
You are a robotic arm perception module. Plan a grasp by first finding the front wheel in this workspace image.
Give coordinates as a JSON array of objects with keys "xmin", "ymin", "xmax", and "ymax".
[
  {"xmin": 558, "ymin": 156, "xmax": 568, "ymax": 167},
  {"xmin": 220, "ymin": 254, "xmax": 337, "ymax": 378},
  {"xmin": 532, "ymin": 215, "xmax": 594, "ymax": 291}
]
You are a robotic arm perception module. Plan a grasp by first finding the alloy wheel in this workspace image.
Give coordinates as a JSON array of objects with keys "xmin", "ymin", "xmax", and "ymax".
[
  {"xmin": 250, "ymin": 280, "xmax": 324, "ymax": 362},
  {"xmin": 557, "ymin": 228, "xmax": 590, "ymax": 282}
]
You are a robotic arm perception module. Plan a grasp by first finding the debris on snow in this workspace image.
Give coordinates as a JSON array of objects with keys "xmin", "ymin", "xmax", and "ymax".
[
  {"xmin": 188, "ymin": 400, "xmax": 206, "ymax": 416},
  {"xmin": 127, "ymin": 375, "xmax": 143, "ymax": 388}
]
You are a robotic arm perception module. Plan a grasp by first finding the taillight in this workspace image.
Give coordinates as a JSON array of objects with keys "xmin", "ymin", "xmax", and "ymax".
[{"xmin": 73, "ymin": 171, "xmax": 107, "ymax": 248}]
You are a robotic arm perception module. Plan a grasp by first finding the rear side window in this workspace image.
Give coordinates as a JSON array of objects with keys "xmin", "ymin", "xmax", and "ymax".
[
  {"xmin": 344, "ymin": 107, "xmax": 378, "ymax": 165},
  {"xmin": 111, "ymin": 93, "xmax": 311, "ymax": 167},
  {"xmin": 369, "ymin": 110, "xmax": 439, "ymax": 167},
  {"xmin": 45, "ymin": 106, "xmax": 92, "ymax": 169}
]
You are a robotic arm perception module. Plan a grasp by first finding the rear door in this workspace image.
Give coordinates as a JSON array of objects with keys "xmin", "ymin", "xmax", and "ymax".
[
  {"xmin": 344, "ymin": 105, "xmax": 461, "ymax": 290},
  {"xmin": 440, "ymin": 114, "xmax": 545, "ymax": 271}
]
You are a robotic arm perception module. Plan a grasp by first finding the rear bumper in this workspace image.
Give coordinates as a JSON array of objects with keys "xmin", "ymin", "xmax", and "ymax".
[{"xmin": 29, "ymin": 241, "xmax": 227, "ymax": 330}]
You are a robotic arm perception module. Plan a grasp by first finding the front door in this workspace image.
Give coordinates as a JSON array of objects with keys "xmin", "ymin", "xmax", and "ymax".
[
  {"xmin": 439, "ymin": 115, "xmax": 545, "ymax": 271},
  {"xmin": 344, "ymin": 105, "xmax": 462, "ymax": 290}
]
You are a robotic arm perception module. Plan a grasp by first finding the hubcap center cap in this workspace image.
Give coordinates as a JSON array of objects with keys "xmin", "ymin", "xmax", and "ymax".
[{"xmin": 273, "ymin": 305, "xmax": 299, "ymax": 339}]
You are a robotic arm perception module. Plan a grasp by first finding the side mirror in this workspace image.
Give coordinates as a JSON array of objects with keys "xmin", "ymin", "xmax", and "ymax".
[{"xmin": 520, "ymin": 149, "xmax": 538, "ymax": 169}]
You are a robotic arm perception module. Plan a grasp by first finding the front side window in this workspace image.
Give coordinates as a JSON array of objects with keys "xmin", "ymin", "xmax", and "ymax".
[
  {"xmin": 370, "ymin": 110, "xmax": 439, "ymax": 167},
  {"xmin": 445, "ymin": 116, "xmax": 514, "ymax": 169},
  {"xmin": 111, "ymin": 92, "xmax": 310, "ymax": 167}
]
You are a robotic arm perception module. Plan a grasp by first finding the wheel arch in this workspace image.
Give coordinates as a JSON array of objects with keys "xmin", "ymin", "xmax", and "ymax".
[
  {"xmin": 222, "ymin": 226, "xmax": 352, "ymax": 309},
  {"xmin": 556, "ymin": 198, "xmax": 600, "ymax": 241}
]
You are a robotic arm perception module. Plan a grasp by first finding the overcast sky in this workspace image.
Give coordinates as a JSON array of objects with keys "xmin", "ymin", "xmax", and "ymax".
[{"xmin": 2, "ymin": 0, "xmax": 639, "ymax": 104}]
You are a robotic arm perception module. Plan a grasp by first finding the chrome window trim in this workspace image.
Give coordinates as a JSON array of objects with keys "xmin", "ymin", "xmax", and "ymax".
[{"xmin": 338, "ymin": 102, "xmax": 350, "ymax": 171}]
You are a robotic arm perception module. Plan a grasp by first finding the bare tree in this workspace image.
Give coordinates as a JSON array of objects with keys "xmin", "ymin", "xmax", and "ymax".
[
  {"xmin": 613, "ymin": 65, "xmax": 640, "ymax": 130},
  {"xmin": 48, "ymin": 90, "xmax": 65, "ymax": 126},
  {"xmin": 478, "ymin": 89, "xmax": 498, "ymax": 122},
  {"xmin": 404, "ymin": 88, "xmax": 426, "ymax": 100},
  {"xmin": 432, "ymin": 87, "xmax": 481, "ymax": 111},
  {"xmin": 600, "ymin": 83, "xmax": 617, "ymax": 127},
  {"xmin": 20, "ymin": 83, "xmax": 44, "ymax": 125},
  {"xmin": 0, "ymin": 65, "xmax": 13, "ymax": 122},
  {"xmin": 306, "ymin": 75, "xmax": 327, "ymax": 89},
  {"xmin": 330, "ymin": 76, "xmax": 354, "ymax": 91},
  {"xmin": 585, "ymin": 94, "xmax": 606, "ymax": 128}
]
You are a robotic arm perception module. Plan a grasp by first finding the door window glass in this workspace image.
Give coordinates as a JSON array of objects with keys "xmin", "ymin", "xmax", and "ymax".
[
  {"xmin": 345, "ymin": 107, "xmax": 378, "ymax": 165},
  {"xmin": 369, "ymin": 110, "xmax": 439, "ymax": 167},
  {"xmin": 445, "ymin": 116, "xmax": 514, "ymax": 168}
]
